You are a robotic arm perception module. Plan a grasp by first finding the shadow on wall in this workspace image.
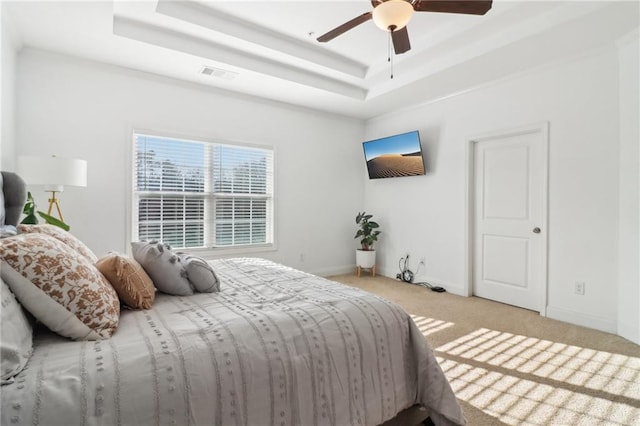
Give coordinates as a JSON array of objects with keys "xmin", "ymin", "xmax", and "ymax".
[{"xmin": 420, "ymin": 125, "xmax": 442, "ymax": 174}]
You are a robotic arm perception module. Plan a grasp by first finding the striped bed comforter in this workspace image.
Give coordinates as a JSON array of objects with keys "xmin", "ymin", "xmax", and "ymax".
[{"xmin": 1, "ymin": 258, "xmax": 464, "ymax": 426}]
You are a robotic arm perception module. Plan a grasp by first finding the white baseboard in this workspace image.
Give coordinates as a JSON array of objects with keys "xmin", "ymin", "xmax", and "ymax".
[
  {"xmin": 310, "ymin": 264, "xmax": 356, "ymax": 277},
  {"xmin": 617, "ymin": 322, "xmax": 640, "ymax": 345},
  {"xmin": 375, "ymin": 265, "xmax": 394, "ymax": 280},
  {"xmin": 546, "ymin": 305, "xmax": 617, "ymax": 334},
  {"xmin": 311, "ymin": 264, "xmax": 629, "ymax": 340}
]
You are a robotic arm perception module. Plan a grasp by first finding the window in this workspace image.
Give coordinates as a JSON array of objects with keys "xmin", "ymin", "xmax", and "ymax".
[{"xmin": 132, "ymin": 132, "xmax": 274, "ymax": 250}]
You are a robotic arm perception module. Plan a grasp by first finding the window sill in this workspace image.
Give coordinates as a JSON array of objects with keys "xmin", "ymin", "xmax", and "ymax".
[{"xmin": 177, "ymin": 244, "xmax": 277, "ymax": 260}]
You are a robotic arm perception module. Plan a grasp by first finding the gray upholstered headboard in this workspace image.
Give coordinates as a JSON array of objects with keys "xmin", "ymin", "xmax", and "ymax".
[{"xmin": 1, "ymin": 171, "xmax": 27, "ymax": 227}]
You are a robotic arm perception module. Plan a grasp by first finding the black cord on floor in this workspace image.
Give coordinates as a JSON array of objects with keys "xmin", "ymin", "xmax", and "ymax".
[{"xmin": 413, "ymin": 281, "xmax": 447, "ymax": 293}]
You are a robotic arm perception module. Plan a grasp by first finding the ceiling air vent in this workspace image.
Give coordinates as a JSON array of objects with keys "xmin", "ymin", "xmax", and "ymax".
[{"xmin": 200, "ymin": 66, "xmax": 238, "ymax": 80}]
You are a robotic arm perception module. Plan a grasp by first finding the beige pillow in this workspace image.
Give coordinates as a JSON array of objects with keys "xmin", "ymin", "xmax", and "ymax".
[
  {"xmin": 97, "ymin": 253, "xmax": 155, "ymax": 310},
  {"xmin": 17, "ymin": 224, "xmax": 98, "ymax": 264},
  {"xmin": 0, "ymin": 233, "xmax": 119, "ymax": 340}
]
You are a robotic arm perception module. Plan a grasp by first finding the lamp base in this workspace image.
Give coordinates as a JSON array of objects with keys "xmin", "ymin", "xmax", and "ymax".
[
  {"xmin": 43, "ymin": 184, "xmax": 64, "ymax": 193},
  {"xmin": 46, "ymin": 191, "xmax": 65, "ymax": 222}
]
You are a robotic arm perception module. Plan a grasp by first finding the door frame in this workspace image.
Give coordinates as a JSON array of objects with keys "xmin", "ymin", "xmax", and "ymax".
[{"xmin": 463, "ymin": 122, "xmax": 550, "ymax": 315}]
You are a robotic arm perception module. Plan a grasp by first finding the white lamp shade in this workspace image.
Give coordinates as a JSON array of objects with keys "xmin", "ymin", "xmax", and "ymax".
[
  {"xmin": 18, "ymin": 155, "xmax": 87, "ymax": 192},
  {"xmin": 372, "ymin": 0, "xmax": 414, "ymax": 32}
]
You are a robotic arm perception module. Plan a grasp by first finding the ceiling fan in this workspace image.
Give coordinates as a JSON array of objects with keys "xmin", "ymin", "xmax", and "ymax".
[{"xmin": 317, "ymin": 0, "xmax": 493, "ymax": 55}]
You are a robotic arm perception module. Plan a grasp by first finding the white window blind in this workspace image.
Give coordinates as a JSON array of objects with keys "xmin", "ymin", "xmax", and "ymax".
[{"xmin": 133, "ymin": 133, "xmax": 273, "ymax": 250}]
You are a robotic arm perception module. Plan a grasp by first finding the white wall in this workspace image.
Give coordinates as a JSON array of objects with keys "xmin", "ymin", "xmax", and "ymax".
[
  {"xmin": 364, "ymin": 46, "xmax": 626, "ymax": 333},
  {"xmin": 9, "ymin": 34, "xmax": 638, "ymax": 339},
  {"xmin": 0, "ymin": 4, "xmax": 18, "ymax": 171},
  {"xmin": 15, "ymin": 48, "xmax": 365, "ymax": 275},
  {"xmin": 616, "ymin": 30, "xmax": 639, "ymax": 344}
]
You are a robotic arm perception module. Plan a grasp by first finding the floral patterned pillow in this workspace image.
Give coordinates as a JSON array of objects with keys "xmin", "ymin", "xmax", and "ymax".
[
  {"xmin": 17, "ymin": 224, "xmax": 98, "ymax": 264},
  {"xmin": 0, "ymin": 233, "xmax": 119, "ymax": 340}
]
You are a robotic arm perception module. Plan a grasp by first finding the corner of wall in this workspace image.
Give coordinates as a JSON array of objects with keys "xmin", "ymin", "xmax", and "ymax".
[
  {"xmin": 546, "ymin": 305, "xmax": 618, "ymax": 334},
  {"xmin": 1, "ymin": 3, "xmax": 21, "ymax": 171},
  {"xmin": 615, "ymin": 27, "xmax": 640, "ymax": 345}
]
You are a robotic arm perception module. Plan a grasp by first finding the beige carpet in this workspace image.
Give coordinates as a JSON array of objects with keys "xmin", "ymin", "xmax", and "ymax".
[{"xmin": 329, "ymin": 273, "xmax": 640, "ymax": 426}]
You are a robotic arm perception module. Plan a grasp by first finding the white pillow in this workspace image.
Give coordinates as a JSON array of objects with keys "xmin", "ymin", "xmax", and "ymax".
[
  {"xmin": 178, "ymin": 253, "xmax": 220, "ymax": 293},
  {"xmin": 131, "ymin": 241, "xmax": 193, "ymax": 296},
  {"xmin": 1, "ymin": 278, "xmax": 33, "ymax": 384}
]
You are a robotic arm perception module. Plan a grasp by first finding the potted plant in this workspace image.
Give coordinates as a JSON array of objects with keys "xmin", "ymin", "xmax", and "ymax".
[
  {"xmin": 354, "ymin": 211, "xmax": 381, "ymax": 274},
  {"xmin": 21, "ymin": 192, "xmax": 70, "ymax": 231}
]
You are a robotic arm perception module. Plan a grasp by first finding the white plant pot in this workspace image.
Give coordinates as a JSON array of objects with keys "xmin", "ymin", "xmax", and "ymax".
[{"xmin": 356, "ymin": 249, "xmax": 376, "ymax": 269}]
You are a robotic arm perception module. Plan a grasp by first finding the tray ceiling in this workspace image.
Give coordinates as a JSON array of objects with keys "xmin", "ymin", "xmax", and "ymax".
[{"xmin": 4, "ymin": 1, "xmax": 638, "ymax": 119}]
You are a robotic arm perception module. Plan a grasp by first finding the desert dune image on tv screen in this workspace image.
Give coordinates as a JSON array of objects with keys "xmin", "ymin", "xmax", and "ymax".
[{"xmin": 363, "ymin": 131, "xmax": 425, "ymax": 179}]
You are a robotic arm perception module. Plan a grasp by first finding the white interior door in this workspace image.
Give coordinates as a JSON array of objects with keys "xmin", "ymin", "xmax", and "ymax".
[{"xmin": 472, "ymin": 124, "xmax": 548, "ymax": 312}]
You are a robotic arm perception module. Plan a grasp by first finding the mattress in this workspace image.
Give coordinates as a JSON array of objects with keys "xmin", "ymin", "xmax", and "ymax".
[{"xmin": 1, "ymin": 258, "xmax": 464, "ymax": 426}]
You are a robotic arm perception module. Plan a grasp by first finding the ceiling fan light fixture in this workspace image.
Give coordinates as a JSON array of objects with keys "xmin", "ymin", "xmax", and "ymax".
[{"xmin": 372, "ymin": 0, "xmax": 414, "ymax": 32}]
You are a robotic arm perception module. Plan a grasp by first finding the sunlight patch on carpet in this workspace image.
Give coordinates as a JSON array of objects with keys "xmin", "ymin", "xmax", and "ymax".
[
  {"xmin": 438, "ymin": 358, "xmax": 640, "ymax": 425},
  {"xmin": 410, "ymin": 314, "xmax": 454, "ymax": 336},
  {"xmin": 435, "ymin": 328, "xmax": 640, "ymax": 425},
  {"xmin": 436, "ymin": 328, "xmax": 640, "ymax": 399}
]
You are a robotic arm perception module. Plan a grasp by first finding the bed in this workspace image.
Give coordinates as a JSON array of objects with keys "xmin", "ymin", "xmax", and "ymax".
[{"xmin": 0, "ymin": 171, "xmax": 465, "ymax": 426}]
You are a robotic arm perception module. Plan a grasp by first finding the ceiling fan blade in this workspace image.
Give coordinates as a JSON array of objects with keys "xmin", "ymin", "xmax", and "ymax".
[
  {"xmin": 414, "ymin": 0, "xmax": 493, "ymax": 15},
  {"xmin": 317, "ymin": 12, "xmax": 373, "ymax": 42},
  {"xmin": 392, "ymin": 26, "xmax": 411, "ymax": 54}
]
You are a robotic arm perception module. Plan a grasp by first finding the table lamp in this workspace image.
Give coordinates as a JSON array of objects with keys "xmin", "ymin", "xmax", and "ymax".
[{"xmin": 17, "ymin": 155, "xmax": 87, "ymax": 222}]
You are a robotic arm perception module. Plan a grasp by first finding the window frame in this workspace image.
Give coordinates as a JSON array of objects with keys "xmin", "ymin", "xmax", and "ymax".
[{"xmin": 127, "ymin": 128, "xmax": 277, "ymax": 257}]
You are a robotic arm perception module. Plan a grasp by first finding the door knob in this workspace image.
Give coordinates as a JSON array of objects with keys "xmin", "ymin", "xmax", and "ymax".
[{"xmin": 533, "ymin": 227, "xmax": 541, "ymax": 234}]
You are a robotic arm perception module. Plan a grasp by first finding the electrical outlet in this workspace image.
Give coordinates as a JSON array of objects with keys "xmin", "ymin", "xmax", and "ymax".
[
  {"xmin": 574, "ymin": 281, "xmax": 585, "ymax": 295},
  {"xmin": 299, "ymin": 253, "xmax": 305, "ymax": 262}
]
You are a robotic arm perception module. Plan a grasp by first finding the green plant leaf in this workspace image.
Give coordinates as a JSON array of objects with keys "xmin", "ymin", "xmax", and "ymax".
[
  {"xmin": 355, "ymin": 211, "xmax": 381, "ymax": 249},
  {"xmin": 37, "ymin": 211, "xmax": 71, "ymax": 231},
  {"xmin": 22, "ymin": 192, "xmax": 36, "ymax": 215},
  {"xmin": 20, "ymin": 213, "xmax": 38, "ymax": 225},
  {"xmin": 21, "ymin": 192, "xmax": 39, "ymax": 224}
]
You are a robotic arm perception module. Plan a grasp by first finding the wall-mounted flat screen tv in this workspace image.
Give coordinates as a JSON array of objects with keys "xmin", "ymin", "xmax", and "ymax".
[{"xmin": 362, "ymin": 130, "xmax": 425, "ymax": 179}]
